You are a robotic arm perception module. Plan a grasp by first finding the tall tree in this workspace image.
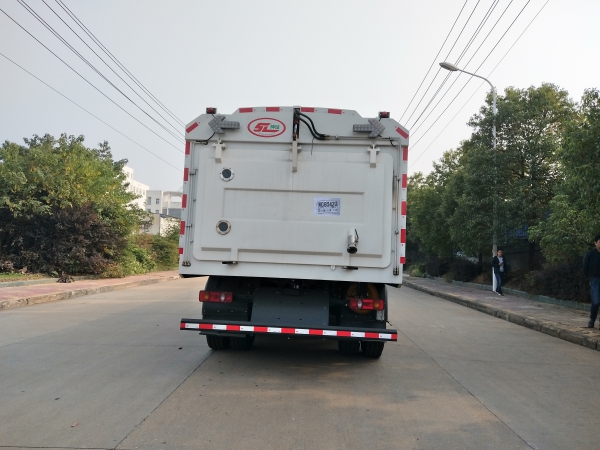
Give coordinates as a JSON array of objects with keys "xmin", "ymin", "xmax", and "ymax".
[
  {"xmin": 452, "ymin": 84, "xmax": 575, "ymax": 267},
  {"xmin": 529, "ymin": 88, "xmax": 600, "ymax": 262},
  {"xmin": 0, "ymin": 134, "xmax": 139, "ymax": 273}
]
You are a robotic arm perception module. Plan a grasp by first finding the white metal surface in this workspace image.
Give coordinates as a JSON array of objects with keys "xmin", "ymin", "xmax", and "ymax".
[{"xmin": 179, "ymin": 107, "xmax": 409, "ymax": 284}]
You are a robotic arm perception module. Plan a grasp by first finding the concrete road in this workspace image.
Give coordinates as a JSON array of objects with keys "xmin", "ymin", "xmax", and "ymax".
[{"xmin": 1, "ymin": 280, "xmax": 599, "ymax": 450}]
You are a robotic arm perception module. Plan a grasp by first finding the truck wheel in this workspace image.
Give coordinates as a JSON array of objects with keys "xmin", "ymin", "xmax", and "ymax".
[
  {"xmin": 231, "ymin": 334, "xmax": 255, "ymax": 351},
  {"xmin": 361, "ymin": 341, "xmax": 384, "ymax": 358},
  {"xmin": 206, "ymin": 335, "xmax": 230, "ymax": 350},
  {"xmin": 338, "ymin": 340, "xmax": 360, "ymax": 356}
]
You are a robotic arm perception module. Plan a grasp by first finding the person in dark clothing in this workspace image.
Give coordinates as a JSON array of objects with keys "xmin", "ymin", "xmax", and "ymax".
[
  {"xmin": 491, "ymin": 249, "xmax": 507, "ymax": 296},
  {"xmin": 583, "ymin": 234, "xmax": 600, "ymax": 328}
]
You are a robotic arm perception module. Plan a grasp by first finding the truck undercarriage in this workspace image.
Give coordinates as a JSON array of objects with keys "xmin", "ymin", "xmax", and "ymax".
[{"xmin": 180, "ymin": 276, "xmax": 398, "ymax": 358}]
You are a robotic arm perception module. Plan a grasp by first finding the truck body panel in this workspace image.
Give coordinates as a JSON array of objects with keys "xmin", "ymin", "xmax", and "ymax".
[{"xmin": 179, "ymin": 106, "xmax": 408, "ymax": 355}]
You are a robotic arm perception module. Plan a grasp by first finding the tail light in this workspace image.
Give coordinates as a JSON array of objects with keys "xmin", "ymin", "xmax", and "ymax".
[
  {"xmin": 348, "ymin": 297, "xmax": 384, "ymax": 311},
  {"xmin": 199, "ymin": 291, "xmax": 233, "ymax": 303}
]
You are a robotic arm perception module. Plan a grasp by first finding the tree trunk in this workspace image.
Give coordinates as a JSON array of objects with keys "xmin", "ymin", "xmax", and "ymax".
[{"xmin": 528, "ymin": 241, "xmax": 536, "ymax": 271}]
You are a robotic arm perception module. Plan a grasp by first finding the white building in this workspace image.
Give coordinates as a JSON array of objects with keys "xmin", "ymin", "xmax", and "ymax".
[
  {"xmin": 146, "ymin": 190, "xmax": 182, "ymax": 219},
  {"xmin": 122, "ymin": 166, "xmax": 149, "ymax": 210},
  {"xmin": 140, "ymin": 213, "xmax": 180, "ymax": 236}
]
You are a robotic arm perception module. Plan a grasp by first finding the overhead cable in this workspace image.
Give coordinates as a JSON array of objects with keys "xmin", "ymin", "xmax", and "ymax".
[
  {"xmin": 17, "ymin": 0, "xmax": 184, "ymax": 144},
  {"xmin": 409, "ymin": 0, "xmax": 514, "ymax": 131},
  {"xmin": 54, "ymin": 0, "xmax": 185, "ymax": 127},
  {"xmin": 41, "ymin": 0, "xmax": 183, "ymax": 136},
  {"xmin": 399, "ymin": 0, "xmax": 469, "ymax": 122},
  {"xmin": 0, "ymin": 51, "xmax": 182, "ymax": 172},
  {"xmin": 0, "ymin": 6, "xmax": 183, "ymax": 153},
  {"xmin": 408, "ymin": 0, "xmax": 548, "ymax": 169},
  {"xmin": 407, "ymin": 0, "xmax": 503, "ymax": 130},
  {"xmin": 403, "ymin": 0, "xmax": 483, "ymax": 126}
]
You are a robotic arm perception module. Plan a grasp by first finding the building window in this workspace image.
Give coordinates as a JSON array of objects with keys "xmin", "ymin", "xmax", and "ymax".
[
  {"xmin": 147, "ymin": 197, "xmax": 151, "ymax": 204},
  {"xmin": 155, "ymin": 210, "xmax": 159, "ymax": 213},
  {"xmin": 156, "ymin": 198, "xmax": 160, "ymax": 204}
]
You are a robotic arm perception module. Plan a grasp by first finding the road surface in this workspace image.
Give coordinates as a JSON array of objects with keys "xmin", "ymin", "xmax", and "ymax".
[{"xmin": 0, "ymin": 278, "xmax": 598, "ymax": 449}]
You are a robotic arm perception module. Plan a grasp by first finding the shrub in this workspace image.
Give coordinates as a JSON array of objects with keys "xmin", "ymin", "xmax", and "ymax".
[
  {"xmin": 450, "ymin": 258, "xmax": 483, "ymax": 282},
  {"xmin": 425, "ymin": 257, "xmax": 452, "ymax": 277},
  {"xmin": 3, "ymin": 204, "xmax": 126, "ymax": 275},
  {"xmin": 408, "ymin": 262, "xmax": 427, "ymax": 278},
  {"xmin": 521, "ymin": 260, "xmax": 589, "ymax": 303},
  {"xmin": 102, "ymin": 242, "xmax": 155, "ymax": 278}
]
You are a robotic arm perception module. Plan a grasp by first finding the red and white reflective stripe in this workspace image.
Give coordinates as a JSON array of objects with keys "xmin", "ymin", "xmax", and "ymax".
[
  {"xmin": 186, "ymin": 122, "xmax": 198, "ymax": 133},
  {"xmin": 239, "ymin": 107, "xmax": 253, "ymax": 113},
  {"xmin": 185, "ymin": 141, "xmax": 191, "ymax": 155},
  {"xmin": 180, "ymin": 221, "xmax": 186, "ymax": 235},
  {"xmin": 183, "ymin": 167, "xmax": 189, "ymax": 181},
  {"xmin": 396, "ymin": 127, "xmax": 408, "ymax": 139},
  {"xmin": 328, "ymin": 108, "xmax": 342, "ymax": 115},
  {"xmin": 301, "ymin": 107, "xmax": 315, "ymax": 113},
  {"xmin": 266, "ymin": 107, "xmax": 280, "ymax": 112},
  {"xmin": 181, "ymin": 323, "xmax": 396, "ymax": 340},
  {"xmin": 182, "ymin": 194, "xmax": 187, "ymax": 208},
  {"xmin": 399, "ymin": 146, "xmax": 408, "ymax": 266}
]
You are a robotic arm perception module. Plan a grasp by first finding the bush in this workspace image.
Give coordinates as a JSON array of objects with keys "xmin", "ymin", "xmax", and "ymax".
[
  {"xmin": 2, "ymin": 204, "xmax": 126, "ymax": 275},
  {"xmin": 425, "ymin": 257, "xmax": 452, "ymax": 277},
  {"xmin": 150, "ymin": 234, "xmax": 179, "ymax": 270},
  {"xmin": 408, "ymin": 262, "xmax": 427, "ymax": 278},
  {"xmin": 450, "ymin": 258, "xmax": 483, "ymax": 282},
  {"xmin": 102, "ymin": 242, "xmax": 155, "ymax": 278},
  {"xmin": 521, "ymin": 260, "xmax": 589, "ymax": 303}
]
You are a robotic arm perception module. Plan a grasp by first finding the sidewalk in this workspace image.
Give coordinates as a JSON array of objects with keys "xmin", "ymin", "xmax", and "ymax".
[
  {"xmin": 0, "ymin": 270, "xmax": 180, "ymax": 311},
  {"xmin": 402, "ymin": 275, "xmax": 600, "ymax": 352}
]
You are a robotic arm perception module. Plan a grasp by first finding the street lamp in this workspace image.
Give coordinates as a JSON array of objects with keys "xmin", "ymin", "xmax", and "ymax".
[{"xmin": 439, "ymin": 62, "xmax": 498, "ymax": 292}]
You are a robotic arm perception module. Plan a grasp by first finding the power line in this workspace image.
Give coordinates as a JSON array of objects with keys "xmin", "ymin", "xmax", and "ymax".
[
  {"xmin": 403, "ymin": 0, "xmax": 484, "ymax": 126},
  {"xmin": 409, "ymin": 0, "xmax": 532, "ymax": 148},
  {"xmin": 41, "ymin": 0, "xmax": 183, "ymax": 136},
  {"xmin": 0, "ymin": 6, "xmax": 184, "ymax": 153},
  {"xmin": 408, "ymin": 0, "xmax": 549, "ymax": 169},
  {"xmin": 399, "ymin": 0, "xmax": 469, "ymax": 123},
  {"xmin": 409, "ymin": 0, "xmax": 515, "ymax": 132},
  {"xmin": 17, "ymin": 0, "xmax": 184, "ymax": 144},
  {"xmin": 55, "ymin": 0, "xmax": 185, "ymax": 128},
  {"xmin": 407, "ymin": 0, "xmax": 503, "ymax": 130},
  {"xmin": 0, "ymin": 51, "xmax": 182, "ymax": 173}
]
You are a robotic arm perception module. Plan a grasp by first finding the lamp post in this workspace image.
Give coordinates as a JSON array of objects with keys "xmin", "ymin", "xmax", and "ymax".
[{"xmin": 439, "ymin": 62, "xmax": 498, "ymax": 291}]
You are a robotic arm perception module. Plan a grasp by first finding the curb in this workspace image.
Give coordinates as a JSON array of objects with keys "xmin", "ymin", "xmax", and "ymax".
[
  {"xmin": 0, "ymin": 275, "xmax": 180, "ymax": 311},
  {"xmin": 0, "ymin": 275, "xmax": 98, "ymax": 289},
  {"xmin": 426, "ymin": 275, "xmax": 590, "ymax": 312},
  {"xmin": 403, "ymin": 280, "xmax": 600, "ymax": 352}
]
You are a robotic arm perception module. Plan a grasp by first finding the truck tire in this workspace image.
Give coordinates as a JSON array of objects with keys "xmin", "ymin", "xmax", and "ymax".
[
  {"xmin": 206, "ymin": 335, "xmax": 231, "ymax": 350},
  {"xmin": 338, "ymin": 340, "xmax": 360, "ymax": 356},
  {"xmin": 231, "ymin": 334, "xmax": 255, "ymax": 351},
  {"xmin": 361, "ymin": 341, "xmax": 384, "ymax": 358}
]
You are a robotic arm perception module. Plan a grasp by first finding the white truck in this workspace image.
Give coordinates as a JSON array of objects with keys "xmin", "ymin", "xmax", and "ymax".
[{"xmin": 179, "ymin": 106, "xmax": 408, "ymax": 358}]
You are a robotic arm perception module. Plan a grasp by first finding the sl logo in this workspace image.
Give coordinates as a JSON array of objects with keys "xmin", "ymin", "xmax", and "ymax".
[{"xmin": 248, "ymin": 118, "xmax": 286, "ymax": 138}]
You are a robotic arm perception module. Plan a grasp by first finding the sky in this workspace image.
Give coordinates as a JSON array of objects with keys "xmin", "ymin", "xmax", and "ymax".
[{"xmin": 1, "ymin": 0, "xmax": 599, "ymax": 191}]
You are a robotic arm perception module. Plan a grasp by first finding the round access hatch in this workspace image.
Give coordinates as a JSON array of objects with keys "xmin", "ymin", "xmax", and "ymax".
[
  {"xmin": 216, "ymin": 220, "xmax": 231, "ymax": 235},
  {"xmin": 219, "ymin": 168, "xmax": 234, "ymax": 181}
]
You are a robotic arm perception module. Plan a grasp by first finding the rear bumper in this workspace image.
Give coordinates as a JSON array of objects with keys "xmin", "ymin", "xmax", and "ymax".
[{"xmin": 180, "ymin": 318, "xmax": 397, "ymax": 342}]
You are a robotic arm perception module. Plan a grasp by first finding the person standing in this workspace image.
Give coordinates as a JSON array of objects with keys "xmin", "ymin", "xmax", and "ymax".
[
  {"xmin": 491, "ymin": 249, "xmax": 507, "ymax": 296},
  {"xmin": 583, "ymin": 234, "xmax": 600, "ymax": 328}
]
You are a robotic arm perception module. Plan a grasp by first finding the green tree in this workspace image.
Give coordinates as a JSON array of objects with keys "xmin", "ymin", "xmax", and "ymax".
[
  {"xmin": 407, "ymin": 148, "xmax": 461, "ymax": 257},
  {"xmin": 449, "ymin": 84, "xmax": 575, "ymax": 267},
  {"xmin": 0, "ymin": 134, "xmax": 140, "ymax": 274},
  {"xmin": 529, "ymin": 88, "xmax": 600, "ymax": 262}
]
